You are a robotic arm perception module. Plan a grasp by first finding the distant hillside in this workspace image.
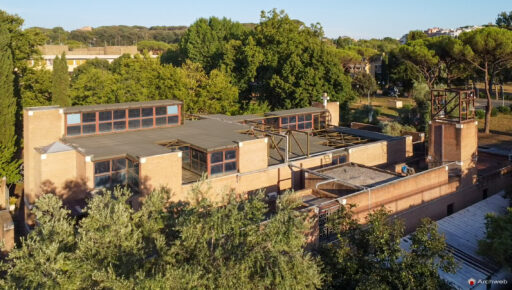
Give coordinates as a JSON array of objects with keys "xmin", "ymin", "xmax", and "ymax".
[{"xmin": 29, "ymin": 25, "xmax": 188, "ymax": 47}]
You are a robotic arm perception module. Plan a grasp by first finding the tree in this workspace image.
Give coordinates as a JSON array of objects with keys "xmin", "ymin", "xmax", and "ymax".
[
  {"xmin": 51, "ymin": 52, "xmax": 70, "ymax": 106},
  {"xmin": 496, "ymin": 11, "xmax": 512, "ymax": 30},
  {"xmin": 459, "ymin": 27, "xmax": 512, "ymax": 133},
  {"xmin": 1, "ymin": 187, "xmax": 322, "ymax": 288},
  {"xmin": 426, "ymin": 36, "xmax": 469, "ymax": 87},
  {"xmin": 253, "ymin": 9, "xmax": 354, "ymax": 109},
  {"xmin": 352, "ymin": 72, "xmax": 378, "ymax": 104},
  {"xmin": 0, "ymin": 25, "xmax": 21, "ymax": 184},
  {"xmin": 320, "ymin": 207, "xmax": 456, "ymax": 289},
  {"xmin": 406, "ymin": 30, "xmax": 428, "ymax": 43},
  {"xmin": 20, "ymin": 67, "xmax": 53, "ymax": 107},
  {"xmin": 399, "ymin": 40, "xmax": 442, "ymax": 90},
  {"xmin": 478, "ymin": 207, "xmax": 512, "ymax": 270}
]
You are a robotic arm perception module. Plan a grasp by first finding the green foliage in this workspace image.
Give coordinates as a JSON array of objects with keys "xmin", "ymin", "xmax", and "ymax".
[
  {"xmin": 0, "ymin": 23, "xmax": 21, "ymax": 183},
  {"xmin": 381, "ymin": 121, "xmax": 416, "ymax": 136},
  {"xmin": 51, "ymin": 52, "xmax": 70, "ymax": 106},
  {"xmin": 459, "ymin": 27, "xmax": 512, "ymax": 132},
  {"xmin": 1, "ymin": 187, "xmax": 322, "ymax": 288},
  {"xmin": 491, "ymin": 107, "xmax": 498, "ymax": 117},
  {"xmin": 136, "ymin": 40, "xmax": 172, "ymax": 53},
  {"xmin": 496, "ymin": 11, "xmax": 512, "ymax": 30},
  {"xmin": 406, "ymin": 30, "xmax": 428, "ymax": 42},
  {"xmin": 478, "ymin": 207, "xmax": 512, "ymax": 270},
  {"xmin": 399, "ymin": 39, "xmax": 441, "ymax": 89},
  {"xmin": 475, "ymin": 109, "xmax": 485, "ymax": 119},
  {"xmin": 351, "ymin": 104, "xmax": 380, "ymax": 125},
  {"xmin": 352, "ymin": 72, "xmax": 378, "ymax": 98},
  {"xmin": 320, "ymin": 207, "xmax": 456, "ymax": 289},
  {"xmin": 33, "ymin": 25, "xmax": 187, "ymax": 46},
  {"xmin": 20, "ymin": 67, "xmax": 53, "ymax": 107},
  {"xmin": 497, "ymin": 105, "xmax": 511, "ymax": 114}
]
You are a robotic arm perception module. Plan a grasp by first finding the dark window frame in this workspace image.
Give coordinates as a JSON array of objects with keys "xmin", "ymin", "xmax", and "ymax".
[
  {"xmin": 208, "ymin": 148, "xmax": 238, "ymax": 176},
  {"xmin": 65, "ymin": 104, "xmax": 181, "ymax": 137},
  {"xmin": 93, "ymin": 157, "xmax": 139, "ymax": 190}
]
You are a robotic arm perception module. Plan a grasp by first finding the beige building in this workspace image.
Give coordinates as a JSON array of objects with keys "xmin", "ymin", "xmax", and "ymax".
[
  {"xmin": 30, "ymin": 45, "xmax": 139, "ymax": 72},
  {"xmin": 22, "ymin": 91, "xmax": 511, "ymax": 242}
]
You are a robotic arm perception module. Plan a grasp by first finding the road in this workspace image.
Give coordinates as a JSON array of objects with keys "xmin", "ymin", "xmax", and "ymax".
[{"xmin": 475, "ymin": 98, "xmax": 512, "ymax": 109}]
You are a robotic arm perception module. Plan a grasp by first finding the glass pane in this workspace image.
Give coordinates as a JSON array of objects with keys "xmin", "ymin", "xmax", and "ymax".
[
  {"xmin": 191, "ymin": 160, "xmax": 199, "ymax": 171},
  {"xmin": 305, "ymin": 114, "xmax": 312, "ymax": 121},
  {"xmin": 199, "ymin": 161, "xmax": 206, "ymax": 173},
  {"xmin": 211, "ymin": 152, "xmax": 223, "ymax": 163},
  {"xmin": 142, "ymin": 118, "xmax": 153, "ymax": 128},
  {"xmin": 82, "ymin": 124, "xmax": 96, "ymax": 134},
  {"xmin": 67, "ymin": 125, "xmax": 81, "ymax": 136},
  {"xmin": 289, "ymin": 116, "xmax": 296, "ymax": 123},
  {"xmin": 225, "ymin": 150, "xmax": 236, "ymax": 160},
  {"xmin": 129, "ymin": 108, "xmax": 140, "ymax": 118},
  {"xmin": 210, "ymin": 164, "xmax": 223, "ymax": 175},
  {"xmin": 224, "ymin": 161, "xmax": 237, "ymax": 173},
  {"xmin": 113, "ymin": 121, "xmax": 126, "ymax": 131},
  {"xmin": 127, "ymin": 159, "xmax": 134, "ymax": 169},
  {"xmin": 167, "ymin": 115, "xmax": 179, "ymax": 124},
  {"xmin": 83, "ymin": 112, "xmax": 96, "ymax": 123},
  {"xmin": 298, "ymin": 123, "xmax": 305, "ymax": 130},
  {"xmin": 128, "ymin": 119, "xmax": 140, "ymax": 129},
  {"xmin": 112, "ymin": 159, "xmax": 126, "ymax": 171},
  {"xmin": 142, "ymin": 107, "xmax": 153, "ymax": 117},
  {"xmin": 112, "ymin": 172, "xmax": 126, "ymax": 186},
  {"xmin": 155, "ymin": 117, "xmax": 166, "ymax": 126},
  {"xmin": 298, "ymin": 115, "xmax": 305, "ymax": 122},
  {"xmin": 99, "ymin": 111, "xmax": 112, "ymax": 121},
  {"xmin": 167, "ymin": 105, "xmax": 178, "ymax": 115},
  {"xmin": 66, "ymin": 113, "xmax": 80, "ymax": 124},
  {"xmin": 94, "ymin": 175, "xmax": 110, "ymax": 188},
  {"xmin": 99, "ymin": 122, "xmax": 112, "ymax": 132},
  {"xmin": 281, "ymin": 117, "xmax": 288, "ymax": 124},
  {"xmin": 305, "ymin": 122, "xmax": 312, "ymax": 129},
  {"xmin": 113, "ymin": 110, "xmax": 126, "ymax": 120},
  {"xmin": 198, "ymin": 151, "xmax": 206, "ymax": 162},
  {"xmin": 94, "ymin": 161, "xmax": 110, "ymax": 174},
  {"xmin": 191, "ymin": 149, "xmax": 198, "ymax": 160},
  {"xmin": 155, "ymin": 106, "xmax": 166, "ymax": 116}
]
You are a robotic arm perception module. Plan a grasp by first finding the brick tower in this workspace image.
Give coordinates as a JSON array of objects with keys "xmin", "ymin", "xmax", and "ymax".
[{"xmin": 427, "ymin": 89, "xmax": 478, "ymax": 186}]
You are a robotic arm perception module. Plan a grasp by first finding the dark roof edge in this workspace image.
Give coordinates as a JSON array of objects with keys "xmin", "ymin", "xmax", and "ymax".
[{"xmin": 64, "ymin": 100, "xmax": 183, "ymax": 113}]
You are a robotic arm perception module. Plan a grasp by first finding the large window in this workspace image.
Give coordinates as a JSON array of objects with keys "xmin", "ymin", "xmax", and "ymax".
[
  {"xmin": 65, "ymin": 104, "xmax": 181, "ymax": 137},
  {"xmin": 280, "ymin": 114, "xmax": 312, "ymax": 131},
  {"xmin": 94, "ymin": 158, "xmax": 139, "ymax": 190},
  {"xmin": 209, "ymin": 149, "xmax": 237, "ymax": 176},
  {"xmin": 180, "ymin": 147, "xmax": 207, "ymax": 175}
]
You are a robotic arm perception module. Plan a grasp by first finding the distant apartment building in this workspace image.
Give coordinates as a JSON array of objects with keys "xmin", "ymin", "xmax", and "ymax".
[
  {"xmin": 21, "ymin": 89, "xmax": 511, "ymax": 244},
  {"xmin": 29, "ymin": 45, "xmax": 139, "ymax": 72},
  {"xmin": 399, "ymin": 25, "xmax": 482, "ymax": 44}
]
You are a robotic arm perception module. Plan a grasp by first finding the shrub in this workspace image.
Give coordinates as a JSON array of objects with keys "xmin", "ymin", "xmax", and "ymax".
[
  {"xmin": 381, "ymin": 121, "xmax": 417, "ymax": 136},
  {"xmin": 351, "ymin": 105, "xmax": 380, "ymax": 125},
  {"xmin": 497, "ymin": 105, "xmax": 511, "ymax": 114},
  {"xmin": 475, "ymin": 109, "xmax": 485, "ymax": 119},
  {"xmin": 491, "ymin": 107, "xmax": 498, "ymax": 117}
]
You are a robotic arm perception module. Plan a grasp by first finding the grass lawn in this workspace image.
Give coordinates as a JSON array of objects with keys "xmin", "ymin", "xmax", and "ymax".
[
  {"xmin": 350, "ymin": 96, "xmax": 415, "ymax": 120},
  {"xmin": 477, "ymin": 113, "xmax": 512, "ymax": 135}
]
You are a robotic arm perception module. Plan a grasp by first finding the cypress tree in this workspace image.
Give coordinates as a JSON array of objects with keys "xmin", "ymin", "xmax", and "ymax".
[
  {"xmin": 0, "ymin": 25, "xmax": 21, "ymax": 183},
  {"xmin": 51, "ymin": 52, "xmax": 70, "ymax": 106}
]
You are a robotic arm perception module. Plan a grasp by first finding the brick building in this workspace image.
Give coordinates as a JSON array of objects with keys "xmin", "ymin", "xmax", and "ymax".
[{"xmin": 22, "ymin": 94, "xmax": 511, "ymax": 240}]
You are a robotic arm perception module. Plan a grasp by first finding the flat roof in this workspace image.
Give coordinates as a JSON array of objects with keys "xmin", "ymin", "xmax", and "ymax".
[
  {"xmin": 63, "ymin": 100, "xmax": 182, "ymax": 114},
  {"xmin": 318, "ymin": 163, "xmax": 401, "ymax": 187},
  {"xmin": 200, "ymin": 114, "xmax": 264, "ymax": 123},
  {"xmin": 265, "ymin": 107, "xmax": 327, "ymax": 117},
  {"xmin": 401, "ymin": 193, "xmax": 509, "ymax": 290},
  {"xmin": 62, "ymin": 118, "xmax": 256, "ymax": 160}
]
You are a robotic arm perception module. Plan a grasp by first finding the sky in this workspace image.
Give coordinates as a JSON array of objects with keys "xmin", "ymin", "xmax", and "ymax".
[{"xmin": 2, "ymin": 0, "xmax": 511, "ymax": 39}]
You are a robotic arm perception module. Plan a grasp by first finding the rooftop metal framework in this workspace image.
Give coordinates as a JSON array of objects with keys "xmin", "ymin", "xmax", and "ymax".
[{"xmin": 430, "ymin": 89, "xmax": 476, "ymax": 122}]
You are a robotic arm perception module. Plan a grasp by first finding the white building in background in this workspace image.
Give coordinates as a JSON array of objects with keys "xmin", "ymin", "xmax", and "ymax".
[{"xmin": 29, "ymin": 45, "xmax": 141, "ymax": 72}]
